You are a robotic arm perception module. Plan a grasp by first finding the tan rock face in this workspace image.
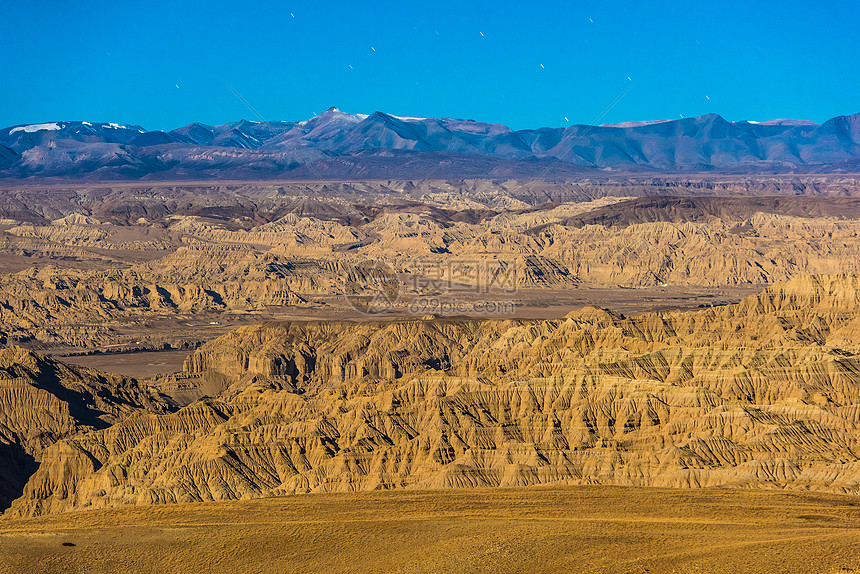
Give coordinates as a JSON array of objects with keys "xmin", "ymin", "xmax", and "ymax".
[
  {"xmin": 7, "ymin": 189, "xmax": 860, "ymax": 350},
  {"xmin": 0, "ymin": 347, "xmax": 167, "ymax": 510},
  {"xmin": 0, "ymin": 243, "xmax": 322, "ymax": 348},
  {"xmin": 10, "ymin": 273, "xmax": 860, "ymax": 516}
]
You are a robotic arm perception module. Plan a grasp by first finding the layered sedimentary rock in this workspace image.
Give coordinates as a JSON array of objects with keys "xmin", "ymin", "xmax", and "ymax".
[
  {"xmin": 0, "ymin": 244, "xmax": 315, "ymax": 347},
  {"xmin": 0, "ymin": 347, "xmax": 167, "ymax": 509},
  {"xmin": 10, "ymin": 274, "xmax": 860, "ymax": 516},
  {"xmin": 8, "ymin": 192, "xmax": 860, "ymax": 349}
]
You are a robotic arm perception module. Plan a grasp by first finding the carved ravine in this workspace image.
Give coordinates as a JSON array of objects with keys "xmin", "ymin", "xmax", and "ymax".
[
  {"xmin": 0, "ymin": 347, "xmax": 168, "ymax": 510},
  {"xmin": 7, "ymin": 273, "xmax": 860, "ymax": 517}
]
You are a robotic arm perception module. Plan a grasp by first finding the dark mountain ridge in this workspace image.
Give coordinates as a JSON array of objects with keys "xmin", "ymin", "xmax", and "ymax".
[{"xmin": 1, "ymin": 110, "xmax": 858, "ymax": 180}]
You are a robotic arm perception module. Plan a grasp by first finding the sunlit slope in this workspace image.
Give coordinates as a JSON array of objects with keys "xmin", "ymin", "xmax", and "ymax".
[{"xmin": 11, "ymin": 274, "xmax": 860, "ymax": 516}]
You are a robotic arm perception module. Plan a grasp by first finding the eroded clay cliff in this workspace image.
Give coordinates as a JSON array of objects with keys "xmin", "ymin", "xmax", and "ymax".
[
  {"xmin": 9, "ymin": 274, "xmax": 860, "ymax": 516},
  {"xmin": 0, "ymin": 347, "xmax": 168, "ymax": 509}
]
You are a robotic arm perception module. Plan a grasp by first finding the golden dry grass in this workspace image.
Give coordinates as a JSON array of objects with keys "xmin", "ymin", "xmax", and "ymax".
[{"xmin": 2, "ymin": 486, "xmax": 860, "ymax": 573}]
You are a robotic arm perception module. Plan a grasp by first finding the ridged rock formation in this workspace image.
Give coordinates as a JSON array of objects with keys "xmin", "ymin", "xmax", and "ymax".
[
  {"xmin": 8, "ymin": 193, "xmax": 860, "ymax": 349},
  {"xmin": 10, "ymin": 274, "xmax": 860, "ymax": 516},
  {"xmin": 0, "ymin": 244, "xmax": 315, "ymax": 347},
  {"xmin": 0, "ymin": 347, "xmax": 168, "ymax": 510}
]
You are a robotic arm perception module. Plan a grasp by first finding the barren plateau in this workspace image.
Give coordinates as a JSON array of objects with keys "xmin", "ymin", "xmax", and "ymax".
[
  {"xmin": 1, "ymin": 179, "xmax": 858, "ymax": 353},
  {"xmin": 3, "ymin": 178, "xmax": 860, "ymax": 572},
  {"xmin": 2, "ymin": 486, "xmax": 860, "ymax": 574}
]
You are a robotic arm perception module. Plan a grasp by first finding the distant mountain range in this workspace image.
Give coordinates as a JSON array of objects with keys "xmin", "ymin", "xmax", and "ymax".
[{"xmin": 1, "ymin": 108, "xmax": 858, "ymax": 180}]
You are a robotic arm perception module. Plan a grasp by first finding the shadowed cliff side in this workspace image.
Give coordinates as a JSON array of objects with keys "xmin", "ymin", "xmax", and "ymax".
[{"xmin": 0, "ymin": 347, "xmax": 169, "ymax": 510}]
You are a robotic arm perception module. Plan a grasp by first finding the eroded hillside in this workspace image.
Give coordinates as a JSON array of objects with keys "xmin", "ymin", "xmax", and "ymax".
[
  {"xmin": 4, "ymin": 182, "xmax": 860, "ymax": 351},
  {"xmin": 9, "ymin": 274, "xmax": 860, "ymax": 516},
  {"xmin": 0, "ymin": 347, "xmax": 168, "ymax": 510}
]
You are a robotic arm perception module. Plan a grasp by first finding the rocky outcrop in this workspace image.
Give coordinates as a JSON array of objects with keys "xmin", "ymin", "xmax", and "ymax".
[
  {"xmin": 9, "ymin": 192, "xmax": 860, "ymax": 350},
  {"xmin": 0, "ymin": 347, "xmax": 168, "ymax": 510},
  {"xmin": 11, "ymin": 274, "xmax": 860, "ymax": 516},
  {"xmin": 0, "ymin": 244, "xmax": 314, "ymax": 348}
]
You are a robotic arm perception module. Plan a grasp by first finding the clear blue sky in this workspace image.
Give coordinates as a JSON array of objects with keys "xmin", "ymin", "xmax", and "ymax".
[{"xmin": 2, "ymin": 0, "xmax": 858, "ymax": 130}]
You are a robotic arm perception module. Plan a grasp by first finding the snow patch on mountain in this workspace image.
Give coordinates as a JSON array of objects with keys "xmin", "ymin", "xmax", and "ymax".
[
  {"xmin": 10, "ymin": 123, "xmax": 62, "ymax": 134},
  {"xmin": 759, "ymin": 118, "xmax": 820, "ymax": 126},
  {"xmin": 600, "ymin": 119, "xmax": 673, "ymax": 128}
]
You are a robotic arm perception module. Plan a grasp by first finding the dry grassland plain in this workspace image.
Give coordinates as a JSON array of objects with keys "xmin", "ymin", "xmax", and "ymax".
[{"xmin": 2, "ymin": 486, "xmax": 860, "ymax": 574}]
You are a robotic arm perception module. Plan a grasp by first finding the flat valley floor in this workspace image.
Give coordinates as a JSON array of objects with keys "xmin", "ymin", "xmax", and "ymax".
[{"xmin": 2, "ymin": 486, "xmax": 860, "ymax": 574}]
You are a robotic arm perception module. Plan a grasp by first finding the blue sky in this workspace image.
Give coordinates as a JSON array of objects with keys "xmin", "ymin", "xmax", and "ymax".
[{"xmin": 2, "ymin": 0, "xmax": 858, "ymax": 130}]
